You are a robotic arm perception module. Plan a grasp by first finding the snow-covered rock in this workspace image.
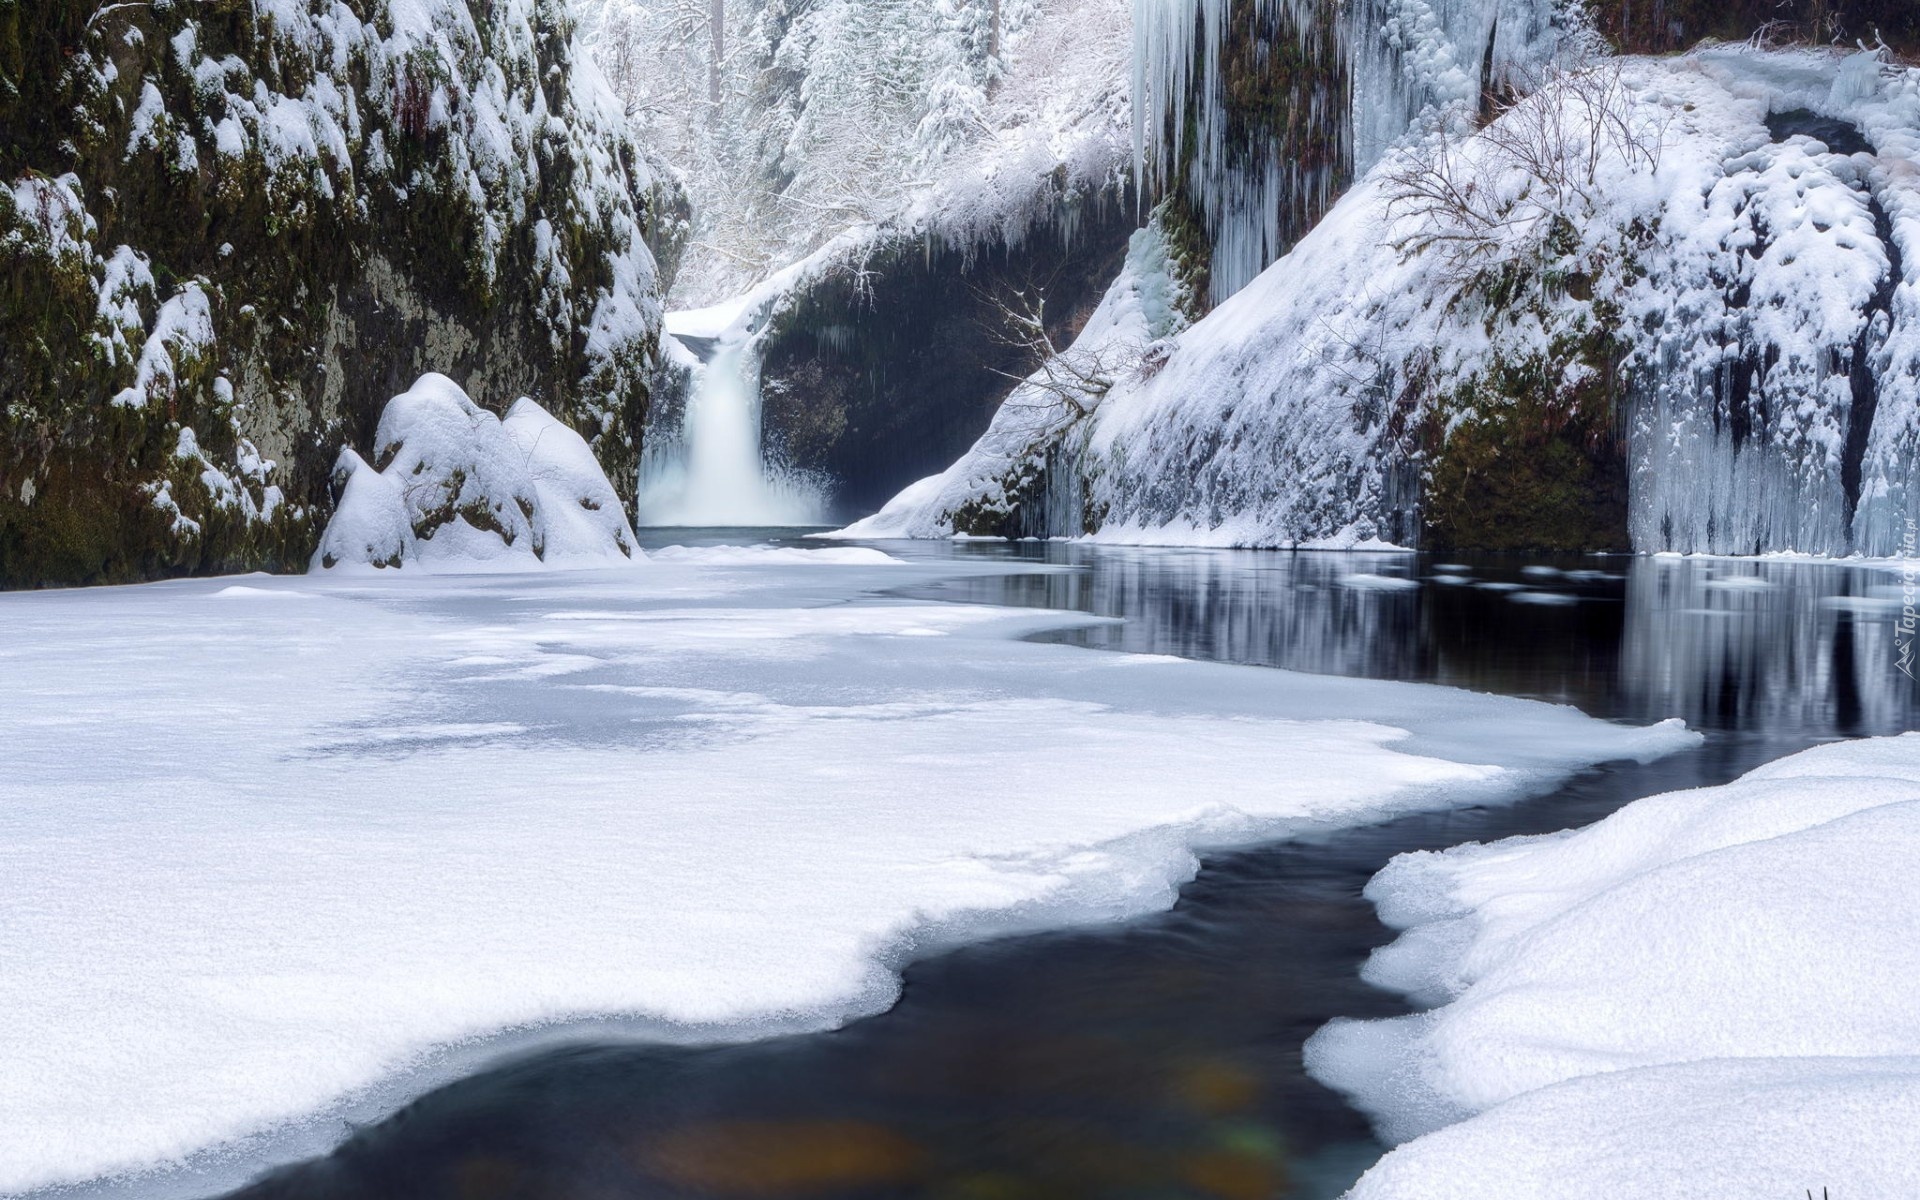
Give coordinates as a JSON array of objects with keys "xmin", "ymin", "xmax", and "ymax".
[
  {"xmin": 860, "ymin": 46, "xmax": 1920, "ymax": 556},
  {"xmin": 313, "ymin": 375, "xmax": 637, "ymax": 570},
  {"xmin": 1307, "ymin": 733, "xmax": 1920, "ymax": 1198}
]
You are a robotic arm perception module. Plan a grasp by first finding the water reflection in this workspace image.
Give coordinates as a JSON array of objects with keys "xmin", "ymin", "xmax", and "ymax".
[
  {"xmin": 902, "ymin": 545, "xmax": 1919, "ymax": 735},
  {"xmin": 1619, "ymin": 558, "xmax": 1911, "ymax": 736}
]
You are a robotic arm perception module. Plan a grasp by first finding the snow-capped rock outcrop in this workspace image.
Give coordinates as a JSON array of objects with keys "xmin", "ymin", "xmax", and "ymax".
[
  {"xmin": 860, "ymin": 45, "xmax": 1920, "ymax": 555},
  {"xmin": 0, "ymin": 0, "xmax": 684, "ymax": 587},
  {"xmin": 314, "ymin": 375, "xmax": 637, "ymax": 571}
]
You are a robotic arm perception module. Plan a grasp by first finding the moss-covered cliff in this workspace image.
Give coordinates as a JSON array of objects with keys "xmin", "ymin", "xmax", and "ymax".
[
  {"xmin": 1594, "ymin": 0, "xmax": 1918, "ymax": 55},
  {"xmin": 0, "ymin": 0, "xmax": 686, "ymax": 587}
]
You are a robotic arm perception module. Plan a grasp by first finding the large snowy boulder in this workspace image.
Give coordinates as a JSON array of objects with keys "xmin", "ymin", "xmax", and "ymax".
[{"xmin": 313, "ymin": 375, "xmax": 637, "ymax": 571}]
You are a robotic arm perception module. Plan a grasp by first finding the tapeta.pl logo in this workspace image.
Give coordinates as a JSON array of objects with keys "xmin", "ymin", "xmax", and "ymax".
[{"xmin": 1901, "ymin": 518, "xmax": 1918, "ymax": 681}]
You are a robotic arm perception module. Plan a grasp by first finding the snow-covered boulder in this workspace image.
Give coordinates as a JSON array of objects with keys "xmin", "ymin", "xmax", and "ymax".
[
  {"xmin": 313, "ymin": 375, "xmax": 637, "ymax": 571},
  {"xmin": 1308, "ymin": 733, "xmax": 1920, "ymax": 1198}
]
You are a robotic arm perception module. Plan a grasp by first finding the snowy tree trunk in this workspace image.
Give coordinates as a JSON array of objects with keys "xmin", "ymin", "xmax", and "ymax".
[
  {"xmin": 708, "ymin": 0, "xmax": 725, "ymax": 107},
  {"xmin": 989, "ymin": 0, "xmax": 1002, "ymax": 61}
]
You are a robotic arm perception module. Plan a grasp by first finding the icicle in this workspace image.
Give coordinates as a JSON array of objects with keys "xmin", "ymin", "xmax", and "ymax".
[{"xmin": 1132, "ymin": 0, "xmax": 1563, "ymax": 304}]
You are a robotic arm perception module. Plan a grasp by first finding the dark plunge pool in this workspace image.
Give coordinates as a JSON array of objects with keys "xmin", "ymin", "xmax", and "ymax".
[{"xmin": 221, "ymin": 540, "xmax": 1920, "ymax": 1200}]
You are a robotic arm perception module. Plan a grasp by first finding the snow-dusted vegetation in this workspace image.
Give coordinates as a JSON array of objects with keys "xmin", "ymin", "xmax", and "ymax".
[
  {"xmin": 1310, "ymin": 733, "xmax": 1920, "ymax": 1198},
  {"xmin": 591, "ymin": 0, "xmax": 1131, "ymax": 307},
  {"xmin": 0, "ymin": 0, "xmax": 682, "ymax": 585}
]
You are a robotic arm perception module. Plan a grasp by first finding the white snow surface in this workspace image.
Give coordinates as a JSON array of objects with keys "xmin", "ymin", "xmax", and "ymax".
[
  {"xmin": 1308, "ymin": 733, "xmax": 1920, "ymax": 1198},
  {"xmin": 0, "ymin": 554, "xmax": 1693, "ymax": 1195},
  {"xmin": 312, "ymin": 374, "xmax": 637, "ymax": 570}
]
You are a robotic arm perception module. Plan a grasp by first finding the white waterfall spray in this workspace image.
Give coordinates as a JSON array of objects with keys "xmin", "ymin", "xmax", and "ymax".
[{"xmin": 636, "ymin": 336, "xmax": 827, "ymax": 527}]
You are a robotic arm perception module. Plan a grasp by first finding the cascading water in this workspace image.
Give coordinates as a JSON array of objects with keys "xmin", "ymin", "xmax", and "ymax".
[{"xmin": 636, "ymin": 336, "xmax": 827, "ymax": 526}]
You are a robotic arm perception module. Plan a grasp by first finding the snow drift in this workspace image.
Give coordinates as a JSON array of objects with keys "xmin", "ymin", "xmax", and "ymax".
[
  {"xmin": 313, "ymin": 374, "xmax": 637, "ymax": 570},
  {"xmin": 1309, "ymin": 733, "xmax": 1920, "ymax": 1198}
]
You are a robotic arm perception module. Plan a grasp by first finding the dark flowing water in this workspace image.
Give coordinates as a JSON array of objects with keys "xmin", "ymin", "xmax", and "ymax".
[{"xmin": 222, "ymin": 539, "xmax": 1919, "ymax": 1200}]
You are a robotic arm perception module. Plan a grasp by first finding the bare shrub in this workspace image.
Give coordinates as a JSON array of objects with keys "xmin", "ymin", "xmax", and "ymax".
[
  {"xmin": 1383, "ymin": 59, "xmax": 1662, "ymax": 271},
  {"xmin": 973, "ymin": 282, "xmax": 1143, "ymax": 418}
]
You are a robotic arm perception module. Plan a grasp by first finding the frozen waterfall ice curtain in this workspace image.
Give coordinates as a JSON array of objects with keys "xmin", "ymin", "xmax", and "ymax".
[{"xmin": 1129, "ymin": 0, "xmax": 1579, "ymax": 305}]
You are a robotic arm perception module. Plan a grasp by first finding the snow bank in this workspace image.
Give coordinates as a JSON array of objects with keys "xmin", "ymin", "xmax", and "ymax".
[
  {"xmin": 1308, "ymin": 734, "xmax": 1920, "ymax": 1198},
  {"xmin": 312, "ymin": 375, "xmax": 637, "ymax": 571},
  {"xmin": 0, "ymin": 556, "xmax": 1692, "ymax": 1194},
  {"xmin": 1337, "ymin": 1056, "xmax": 1920, "ymax": 1200}
]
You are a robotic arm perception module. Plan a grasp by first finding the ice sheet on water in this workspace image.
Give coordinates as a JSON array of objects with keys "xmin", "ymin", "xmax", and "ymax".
[
  {"xmin": 0, "ymin": 554, "xmax": 1693, "ymax": 1194},
  {"xmin": 1309, "ymin": 734, "xmax": 1920, "ymax": 1197},
  {"xmin": 648, "ymin": 545, "xmax": 900, "ymax": 566}
]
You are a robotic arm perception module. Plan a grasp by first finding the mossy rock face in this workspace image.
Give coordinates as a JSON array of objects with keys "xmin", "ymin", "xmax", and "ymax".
[
  {"xmin": 0, "ymin": 0, "xmax": 686, "ymax": 588},
  {"xmin": 1422, "ymin": 247, "xmax": 1636, "ymax": 554},
  {"xmin": 1423, "ymin": 379, "xmax": 1631, "ymax": 553},
  {"xmin": 1591, "ymin": 0, "xmax": 1919, "ymax": 54}
]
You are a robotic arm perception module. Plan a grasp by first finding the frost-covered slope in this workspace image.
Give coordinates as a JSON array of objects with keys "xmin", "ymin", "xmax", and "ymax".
[
  {"xmin": 0, "ymin": 555, "xmax": 1692, "ymax": 1193},
  {"xmin": 0, "ymin": 0, "xmax": 684, "ymax": 587},
  {"xmin": 1310, "ymin": 734, "xmax": 1920, "ymax": 1198},
  {"xmin": 860, "ymin": 46, "xmax": 1920, "ymax": 556}
]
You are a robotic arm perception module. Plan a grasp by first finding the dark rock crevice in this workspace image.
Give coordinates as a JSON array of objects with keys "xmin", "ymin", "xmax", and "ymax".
[{"xmin": 755, "ymin": 196, "xmax": 1138, "ymax": 521}]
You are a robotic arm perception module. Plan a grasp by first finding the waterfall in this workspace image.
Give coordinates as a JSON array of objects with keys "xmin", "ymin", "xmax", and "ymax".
[{"xmin": 636, "ymin": 336, "xmax": 827, "ymax": 527}]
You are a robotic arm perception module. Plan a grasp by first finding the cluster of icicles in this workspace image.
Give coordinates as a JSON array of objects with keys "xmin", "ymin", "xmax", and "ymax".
[{"xmin": 1130, "ymin": 0, "xmax": 1566, "ymax": 302}]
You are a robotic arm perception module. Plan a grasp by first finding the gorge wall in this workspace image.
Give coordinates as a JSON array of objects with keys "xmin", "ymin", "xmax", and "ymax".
[
  {"xmin": 856, "ymin": 0, "xmax": 1920, "ymax": 556},
  {"xmin": 0, "ymin": 0, "xmax": 685, "ymax": 587},
  {"xmin": 753, "ymin": 196, "xmax": 1140, "ymax": 520}
]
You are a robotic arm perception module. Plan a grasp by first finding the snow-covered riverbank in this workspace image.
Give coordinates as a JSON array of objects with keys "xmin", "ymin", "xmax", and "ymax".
[
  {"xmin": 1311, "ymin": 734, "xmax": 1920, "ymax": 1198},
  {"xmin": 0, "ymin": 549, "xmax": 1694, "ymax": 1195}
]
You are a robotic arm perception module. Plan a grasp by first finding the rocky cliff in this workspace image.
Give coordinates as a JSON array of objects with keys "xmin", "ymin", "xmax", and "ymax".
[
  {"xmin": 0, "ymin": 0, "xmax": 685, "ymax": 587},
  {"xmin": 855, "ymin": 2, "xmax": 1920, "ymax": 556}
]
